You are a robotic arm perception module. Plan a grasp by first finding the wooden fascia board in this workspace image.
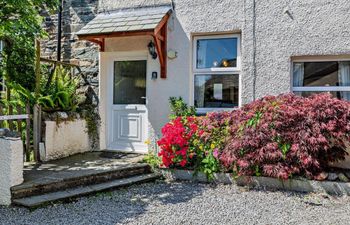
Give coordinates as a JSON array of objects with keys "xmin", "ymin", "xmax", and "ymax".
[{"xmin": 77, "ymin": 30, "xmax": 154, "ymax": 40}]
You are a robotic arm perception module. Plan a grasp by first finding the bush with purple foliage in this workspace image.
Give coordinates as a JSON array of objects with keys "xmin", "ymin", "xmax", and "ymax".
[{"xmin": 221, "ymin": 93, "xmax": 350, "ymax": 179}]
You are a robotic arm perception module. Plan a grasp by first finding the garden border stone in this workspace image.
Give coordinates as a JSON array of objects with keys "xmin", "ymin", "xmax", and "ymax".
[{"xmin": 159, "ymin": 169, "xmax": 350, "ymax": 196}]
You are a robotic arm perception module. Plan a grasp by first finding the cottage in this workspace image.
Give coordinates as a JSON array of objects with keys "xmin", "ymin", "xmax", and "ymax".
[{"xmin": 72, "ymin": 0, "xmax": 350, "ymax": 153}]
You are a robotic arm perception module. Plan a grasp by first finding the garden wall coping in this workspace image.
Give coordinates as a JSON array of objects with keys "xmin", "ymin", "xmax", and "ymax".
[{"xmin": 159, "ymin": 169, "xmax": 350, "ymax": 196}]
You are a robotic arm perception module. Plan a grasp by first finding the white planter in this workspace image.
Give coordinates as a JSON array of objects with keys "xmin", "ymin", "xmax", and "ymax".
[
  {"xmin": 0, "ymin": 137, "xmax": 23, "ymax": 206},
  {"xmin": 42, "ymin": 119, "xmax": 90, "ymax": 161}
]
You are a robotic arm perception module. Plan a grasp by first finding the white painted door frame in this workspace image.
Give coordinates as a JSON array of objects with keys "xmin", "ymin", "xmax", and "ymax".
[{"xmin": 106, "ymin": 51, "xmax": 149, "ymax": 153}]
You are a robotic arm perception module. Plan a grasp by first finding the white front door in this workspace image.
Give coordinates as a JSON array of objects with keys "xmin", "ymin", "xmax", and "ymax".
[{"xmin": 108, "ymin": 59, "xmax": 148, "ymax": 153}]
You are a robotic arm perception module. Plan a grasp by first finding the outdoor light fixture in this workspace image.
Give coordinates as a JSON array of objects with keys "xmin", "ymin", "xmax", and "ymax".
[{"xmin": 148, "ymin": 41, "xmax": 158, "ymax": 59}]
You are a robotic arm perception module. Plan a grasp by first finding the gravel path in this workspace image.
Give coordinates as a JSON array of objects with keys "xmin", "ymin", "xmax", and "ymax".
[{"xmin": 1, "ymin": 180, "xmax": 350, "ymax": 225}]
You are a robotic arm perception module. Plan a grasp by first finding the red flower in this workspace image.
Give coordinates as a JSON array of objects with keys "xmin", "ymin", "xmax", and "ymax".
[{"xmin": 157, "ymin": 116, "xmax": 198, "ymax": 168}]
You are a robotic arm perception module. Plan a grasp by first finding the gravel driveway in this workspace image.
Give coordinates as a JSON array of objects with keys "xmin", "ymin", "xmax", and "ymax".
[{"xmin": 1, "ymin": 180, "xmax": 350, "ymax": 225}]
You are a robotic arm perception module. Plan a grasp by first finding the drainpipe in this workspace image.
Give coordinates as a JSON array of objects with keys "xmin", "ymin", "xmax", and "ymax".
[
  {"xmin": 57, "ymin": 0, "xmax": 63, "ymax": 61},
  {"xmin": 252, "ymin": 0, "xmax": 257, "ymax": 101}
]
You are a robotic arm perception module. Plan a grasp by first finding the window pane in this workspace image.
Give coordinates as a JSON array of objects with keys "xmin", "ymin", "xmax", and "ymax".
[
  {"xmin": 293, "ymin": 61, "xmax": 350, "ymax": 87},
  {"xmin": 294, "ymin": 91, "xmax": 350, "ymax": 101},
  {"xmin": 113, "ymin": 61, "xmax": 146, "ymax": 105},
  {"xmin": 196, "ymin": 38, "xmax": 237, "ymax": 69},
  {"xmin": 194, "ymin": 74, "xmax": 239, "ymax": 108}
]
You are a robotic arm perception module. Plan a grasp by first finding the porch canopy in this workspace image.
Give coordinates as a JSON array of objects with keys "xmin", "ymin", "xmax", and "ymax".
[{"xmin": 77, "ymin": 5, "xmax": 172, "ymax": 78}]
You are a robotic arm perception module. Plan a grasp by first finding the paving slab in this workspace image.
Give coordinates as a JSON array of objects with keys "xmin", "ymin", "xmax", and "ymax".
[
  {"xmin": 13, "ymin": 152, "xmax": 145, "ymax": 191},
  {"xmin": 13, "ymin": 174, "xmax": 160, "ymax": 208}
]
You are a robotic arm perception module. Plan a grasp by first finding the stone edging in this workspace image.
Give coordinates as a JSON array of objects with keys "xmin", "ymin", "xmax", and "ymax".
[{"xmin": 158, "ymin": 169, "xmax": 350, "ymax": 196}]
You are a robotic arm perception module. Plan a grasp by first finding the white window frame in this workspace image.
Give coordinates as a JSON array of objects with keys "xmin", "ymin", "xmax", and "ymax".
[
  {"xmin": 192, "ymin": 34, "xmax": 241, "ymax": 114},
  {"xmin": 292, "ymin": 57, "xmax": 350, "ymax": 94},
  {"xmin": 193, "ymin": 34, "xmax": 241, "ymax": 73}
]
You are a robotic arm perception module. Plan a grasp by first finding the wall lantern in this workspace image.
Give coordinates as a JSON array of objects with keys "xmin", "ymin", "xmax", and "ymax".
[{"xmin": 148, "ymin": 41, "xmax": 158, "ymax": 59}]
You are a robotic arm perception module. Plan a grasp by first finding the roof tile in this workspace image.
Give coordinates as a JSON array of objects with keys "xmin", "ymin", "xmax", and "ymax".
[
  {"xmin": 113, "ymin": 26, "xmax": 130, "ymax": 32},
  {"xmin": 126, "ymin": 20, "xmax": 141, "ymax": 26},
  {"xmin": 127, "ymin": 25, "xmax": 144, "ymax": 31},
  {"xmin": 101, "ymin": 27, "xmax": 115, "ymax": 33},
  {"xmin": 142, "ymin": 24, "xmax": 158, "ymax": 30}
]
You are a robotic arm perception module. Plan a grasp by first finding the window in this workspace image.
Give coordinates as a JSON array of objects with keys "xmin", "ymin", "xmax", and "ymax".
[
  {"xmin": 193, "ymin": 34, "xmax": 240, "ymax": 112},
  {"xmin": 292, "ymin": 60, "xmax": 350, "ymax": 101}
]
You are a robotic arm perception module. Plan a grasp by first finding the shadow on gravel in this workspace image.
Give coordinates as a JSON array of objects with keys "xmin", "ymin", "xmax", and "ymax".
[
  {"xmin": 0, "ymin": 181, "xmax": 208, "ymax": 225},
  {"xmin": 110, "ymin": 181, "xmax": 208, "ymax": 224}
]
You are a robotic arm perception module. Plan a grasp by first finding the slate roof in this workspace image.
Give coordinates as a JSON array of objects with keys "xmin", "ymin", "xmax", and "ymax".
[
  {"xmin": 98, "ymin": 0, "xmax": 172, "ymax": 13},
  {"xmin": 77, "ymin": 5, "xmax": 172, "ymax": 36}
]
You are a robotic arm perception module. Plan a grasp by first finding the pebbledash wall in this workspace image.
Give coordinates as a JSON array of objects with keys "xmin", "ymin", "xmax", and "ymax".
[
  {"xmin": 99, "ymin": 0, "xmax": 350, "ymax": 144},
  {"xmin": 43, "ymin": 0, "xmax": 350, "ymax": 150}
]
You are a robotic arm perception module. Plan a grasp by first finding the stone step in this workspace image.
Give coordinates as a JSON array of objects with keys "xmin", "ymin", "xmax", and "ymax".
[
  {"xmin": 12, "ymin": 164, "xmax": 151, "ymax": 199},
  {"xmin": 13, "ymin": 173, "xmax": 161, "ymax": 208}
]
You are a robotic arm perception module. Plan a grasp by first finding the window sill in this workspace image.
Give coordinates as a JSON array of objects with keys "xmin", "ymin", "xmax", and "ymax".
[{"xmin": 195, "ymin": 107, "xmax": 237, "ymax": 115}]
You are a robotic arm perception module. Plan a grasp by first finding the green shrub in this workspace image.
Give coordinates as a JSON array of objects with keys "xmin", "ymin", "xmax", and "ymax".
[
  {"xmin": 38, "ymin": 66, "xmax": 79, "ymax": 112},
  {"xmin": 168, "ymin": 97, "xmax": 196, "ymax": 120}
]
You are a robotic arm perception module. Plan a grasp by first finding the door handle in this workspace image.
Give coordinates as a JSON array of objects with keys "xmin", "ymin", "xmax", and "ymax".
[{"xmin": 141, "ymin": 97, "xmax": 146, "ymax": 99}]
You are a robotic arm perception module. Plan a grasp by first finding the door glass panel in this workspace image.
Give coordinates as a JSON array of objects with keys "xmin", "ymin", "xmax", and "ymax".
[{"xmin": 113, "ymin": 60, "xmax": 146, "ymax": 105}]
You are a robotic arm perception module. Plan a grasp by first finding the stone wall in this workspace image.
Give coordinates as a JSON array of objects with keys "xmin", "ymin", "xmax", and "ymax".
[{"xmin": 40, "ymin": 0, "xmax": 100, "ymax": 106}]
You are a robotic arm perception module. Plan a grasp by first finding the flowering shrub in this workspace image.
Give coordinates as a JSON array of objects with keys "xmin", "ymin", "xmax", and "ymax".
[
  {"xmin": 157, "ymin": 117, "xmax": 198, "ymax": 168},
  {"xmin": 157, "ymin": 113, "xmax": 232, "ymax": 179},
  {"xmin": 193, "ymin": 111, "xmax": 234, "ymax": 177},
  {"xmin": 157, "ymin": 98, "xmax": 233, "ymax": 178},
  {"xmin": 220, "ymin": 93, "xmax": 350, "ymax": 180}
]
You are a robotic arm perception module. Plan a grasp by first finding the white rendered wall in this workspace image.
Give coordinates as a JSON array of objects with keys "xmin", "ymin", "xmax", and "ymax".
[
  {"xmin": 43, "ymin": 120, "xmax": 90, "ymax": 161},
  {"xmin": 0, "ymin": 138, "xmax": 23, "ymax": 206}
]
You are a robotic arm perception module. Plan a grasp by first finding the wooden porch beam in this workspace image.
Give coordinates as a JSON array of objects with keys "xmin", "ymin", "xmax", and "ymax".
[
  {"xmin": 152, "ymin": 18, "xmax": 168, "ymax": 78},
  {"xmin": 85, "ymin": 38, "xmax": 105, "ymax": 52},
  {"xmin": 154, "ymin": 33, "xmax": 165, "ymax": 42},
  {"xmin": 154, "ymin": 13, "xmax": 170, "ymax": 35},
  {"xmin": 153, "ymin": 35, "xmax": 164, "ymax": 66}
]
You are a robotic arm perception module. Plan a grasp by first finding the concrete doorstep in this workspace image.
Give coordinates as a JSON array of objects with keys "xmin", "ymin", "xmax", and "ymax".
[
  {"xmin": 12, "ymin": 173, "xmax": 161, "ymax": 208},
  {"xmin": 8, "ymin": 152, "xmax": 161, "ymax": 208},
  {"xmin": 159, "ymin": 169, "xmax": 350, "ymax": 196}
]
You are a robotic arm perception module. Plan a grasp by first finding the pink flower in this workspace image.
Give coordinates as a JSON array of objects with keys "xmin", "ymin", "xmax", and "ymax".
[{"xmin": 213, "ymin": 148, "xmax": 219, "ymax": 158}]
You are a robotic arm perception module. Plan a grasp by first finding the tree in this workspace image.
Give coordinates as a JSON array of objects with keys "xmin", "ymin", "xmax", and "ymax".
[{"xmin": 0, "ymin": 0, "xmax": 59, "ymax": 91}]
